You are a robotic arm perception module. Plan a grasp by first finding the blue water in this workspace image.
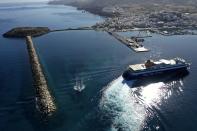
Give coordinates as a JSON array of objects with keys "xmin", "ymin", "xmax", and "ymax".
[{"xmin": 0, "ymin": 2, "xmax": 197, "ymax": 131}]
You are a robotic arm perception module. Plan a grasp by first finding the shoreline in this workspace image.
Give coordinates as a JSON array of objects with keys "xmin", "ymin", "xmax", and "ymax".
[{"xmin": 48, "ymin": 2, "xmax": 197, "ymax": 36}]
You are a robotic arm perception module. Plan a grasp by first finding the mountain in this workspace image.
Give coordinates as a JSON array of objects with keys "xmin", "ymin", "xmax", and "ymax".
[
  {"xmin": 49, "ymin": 0, "xmax": 197, "ymax": 16},
  {"xmin": 49, "ymin": 0, "xmax": 197, "ymax": 6}
]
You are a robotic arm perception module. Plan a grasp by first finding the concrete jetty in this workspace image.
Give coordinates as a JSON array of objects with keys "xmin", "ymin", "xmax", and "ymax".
[
  {"xmin": 108, "ymin": 32, "xmax": 149, "ymax": 52},
  {"xmin": 25, "ymin": 36, "xmax": 56, "ymax": 116}
]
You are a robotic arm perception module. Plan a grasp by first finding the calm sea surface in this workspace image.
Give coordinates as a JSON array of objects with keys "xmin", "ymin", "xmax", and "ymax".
[{"xmin": 0, "ymin": 2, "xmax": 197, "ymax": 131}]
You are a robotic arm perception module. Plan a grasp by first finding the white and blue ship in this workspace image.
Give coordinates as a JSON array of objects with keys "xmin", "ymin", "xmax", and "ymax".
[{"xmin": 123, "ymin": 58, "xmax": 190, "ymax": 80}]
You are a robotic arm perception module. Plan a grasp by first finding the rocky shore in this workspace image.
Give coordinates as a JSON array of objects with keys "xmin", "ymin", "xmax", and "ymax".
[
  {"xmin": 3, "ymin": 27, "xmax": 50, "ymax": 38},
  {"xmin": 26, "ymin": 36, "xmax": 56, "ymax": 117}
]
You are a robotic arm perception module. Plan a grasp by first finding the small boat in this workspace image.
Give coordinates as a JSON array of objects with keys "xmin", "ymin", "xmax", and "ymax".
[
  {"xmin": 74, "ymin": 78, "xmax": 85, "ymax": 92},
  {"xmin": 123, "ymin": 58, "xmax": 189, "ymax": 80}
]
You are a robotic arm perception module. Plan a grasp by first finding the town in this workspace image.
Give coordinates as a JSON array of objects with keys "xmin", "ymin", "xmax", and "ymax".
[{"xmin": 92, "ymin": 4, "xmax": 197, "ymax": 35}]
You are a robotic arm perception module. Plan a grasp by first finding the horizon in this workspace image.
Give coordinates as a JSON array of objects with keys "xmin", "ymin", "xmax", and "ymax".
[{"xmin": 0, "ymin": 0, "xmax": 49, "ymax": 3}]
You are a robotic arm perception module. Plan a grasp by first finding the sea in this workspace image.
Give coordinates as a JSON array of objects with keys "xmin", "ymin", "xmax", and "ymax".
[{"xmin": 0, "ymin": 2, "xmax": 197, "ymax": 131}]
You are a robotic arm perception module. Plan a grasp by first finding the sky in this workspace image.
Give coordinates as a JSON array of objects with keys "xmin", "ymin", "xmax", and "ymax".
[{"xmin": 0, "ymin": 0, "xmax": 49, "ymax": 3}]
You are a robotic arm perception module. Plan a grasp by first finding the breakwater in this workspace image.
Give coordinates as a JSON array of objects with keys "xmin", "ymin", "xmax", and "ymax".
[
  {"xmin": 50, "ymin": 26, "xmax": 93, "ymax": 32},
  {"xmin": 3, "ymin": 26, "xmax": 93, "ymax": 38},
  {"xmin": 25, "ymin": 36, "xmax": 56, "ymax": 116}
]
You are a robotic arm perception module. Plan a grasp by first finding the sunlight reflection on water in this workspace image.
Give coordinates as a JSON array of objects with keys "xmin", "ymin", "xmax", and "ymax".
[
  {"xmin": 100, "ymin": 76, "xmax": 185, "ymax": 131},
  {"xmin": 140, "ymin": 82, "xmax": 165, "ymax": 105},
  {"xmin": 100, "ymin": 77, "xmax": 147, "ymax": 131}
]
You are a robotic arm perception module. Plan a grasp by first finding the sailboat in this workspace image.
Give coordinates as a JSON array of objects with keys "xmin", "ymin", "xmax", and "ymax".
[{"xmin": 73, "ymin": 78, "xmax": 85, "ymax": 92}]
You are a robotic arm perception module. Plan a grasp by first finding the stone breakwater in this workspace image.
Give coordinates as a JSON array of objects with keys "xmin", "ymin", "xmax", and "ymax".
[{"xmin": 26, "ymin": 36, "xmax": 56, "ymax": 116}]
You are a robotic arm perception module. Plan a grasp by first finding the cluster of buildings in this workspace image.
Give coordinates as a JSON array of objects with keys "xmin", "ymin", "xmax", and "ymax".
[
  {"xmin": 93, "ymin": 11, "xmax": 197, "ymax": 35},
  {"xmin": 148, "ymin": 11, "xmax": 196, "ymax": 28}
]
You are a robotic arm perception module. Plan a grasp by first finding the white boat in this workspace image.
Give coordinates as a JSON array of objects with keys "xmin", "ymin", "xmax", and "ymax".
[
  {"xmin": 73, "ymin": 78, "xmax": 85, "ymax": 92},
  {"xmin": 123, "ymin": 58, "xmax": 189, "ymax": 80}
]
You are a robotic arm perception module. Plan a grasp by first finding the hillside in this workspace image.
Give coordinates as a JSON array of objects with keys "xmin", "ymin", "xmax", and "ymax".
[
  {"xmin": 49, "ymin": 0, "xmax": 197, "ymax": 16},
  {"xmin": 49, "ymin": 0, "xmax": 197, "ymax": 7},
  {"xmin": 49, "ymin": 0, "xmax": 197, "ymax": 35}
]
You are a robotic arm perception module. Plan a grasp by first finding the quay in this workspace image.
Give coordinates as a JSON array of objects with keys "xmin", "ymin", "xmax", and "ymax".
[
  {"xmin": 108, "ymin": 32, "xmax": 149, "ymax": 52},
  {"xmin": 26, "ymin": 36, "xmax": 56, "ymax": 116}
]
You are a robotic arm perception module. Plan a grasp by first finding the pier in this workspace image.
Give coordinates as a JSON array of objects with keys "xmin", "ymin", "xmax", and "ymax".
[
  {"xmin": 108, "ymin": 32, "xmax": 149, "ymax": 52},
  {"xmin": 25, "ymin": 36, "xmax": 56, "ymax": 116}
]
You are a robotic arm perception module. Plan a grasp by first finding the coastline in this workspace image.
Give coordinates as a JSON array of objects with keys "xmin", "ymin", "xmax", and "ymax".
[{"xmin": 49, "ymin": 1, "xmax": 197, "ymax": 36}]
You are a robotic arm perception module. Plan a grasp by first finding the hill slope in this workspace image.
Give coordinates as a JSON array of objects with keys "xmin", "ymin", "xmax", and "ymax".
[{"xmin": 49, "ymin": 0, "xmax": 197, "ymax": 16}]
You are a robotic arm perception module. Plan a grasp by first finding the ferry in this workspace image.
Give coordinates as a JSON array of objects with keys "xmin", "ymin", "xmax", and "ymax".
[{"xmin": 123, "ymin": 58, "xmax": 189, "ymax": 80}]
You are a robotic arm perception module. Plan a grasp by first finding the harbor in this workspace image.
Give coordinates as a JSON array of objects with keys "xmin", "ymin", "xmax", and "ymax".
[
  {"xmin": 0, "ymin": 2, "xmax": 197, "ymax": 131},
  {"xmin": 2, "ymin": 25, "xmax": 150, "ymax": 118},
  {"xmin": 3, "ymin": 26, "xmax": 150, "ymax": 53}
]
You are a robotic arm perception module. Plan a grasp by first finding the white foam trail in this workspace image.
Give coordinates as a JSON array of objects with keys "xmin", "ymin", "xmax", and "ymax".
[{"xmin": 100, "ymin": 76, "xmax": 146, "ymax": 131}]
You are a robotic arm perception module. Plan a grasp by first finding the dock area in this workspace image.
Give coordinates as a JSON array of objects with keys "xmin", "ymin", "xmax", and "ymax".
[
  {"xmin": 26, "ymin": 36, "xmax": 56, "ymax": 116},
  {"xmin": 108, "ymin": 32, "xmax": 149, "ymax": 52}
]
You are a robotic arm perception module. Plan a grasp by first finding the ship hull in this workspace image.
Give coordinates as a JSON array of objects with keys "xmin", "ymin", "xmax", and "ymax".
[{"xmin": 123, "ymin": 65, "xmax": 188, "ymax": 80}]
